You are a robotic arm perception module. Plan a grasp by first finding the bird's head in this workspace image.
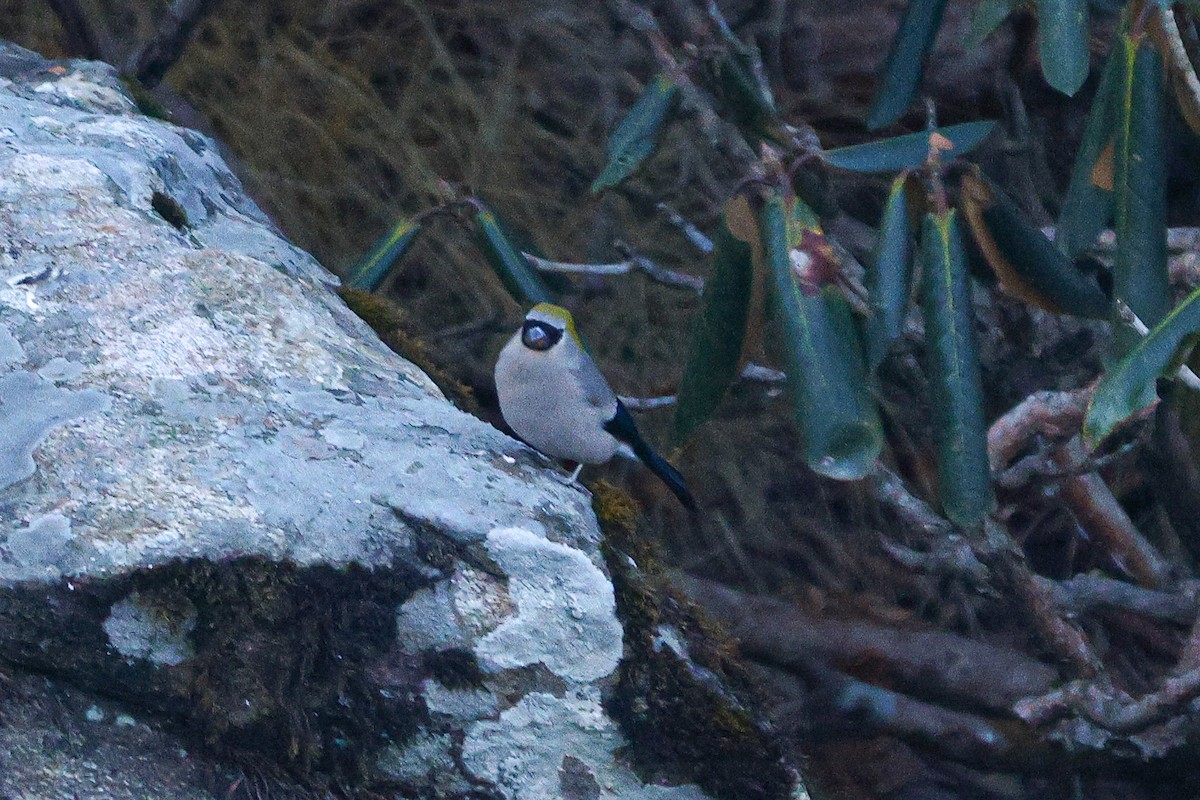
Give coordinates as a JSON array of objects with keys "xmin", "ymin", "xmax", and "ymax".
[{"xmin": 520, "ymin": 303, "xmax": 582, "ymax": 353}]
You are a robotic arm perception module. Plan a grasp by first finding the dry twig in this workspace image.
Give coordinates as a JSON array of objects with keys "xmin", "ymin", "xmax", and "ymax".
[
  {"xmin": 1016, "ymin": 668, "xmax": 1200, "ymax": 735},
  {"xmin": 1053, "ymin": 437, "xmax": 1174, "ymax": 590},
  {"xmin": 523, "ymin": 249, "xmax": 705, "ymax": 293},
  {"xmin": 681, "ymin": 576, "xmax": 1057, "ymax": 710},
  {"xmin": 1041, "ymin": 573, "xmax": 1198, "ymax": 625},
  {"xmin": 987, "ymin": 389, "xmax": 1089, "ymax": 471}
]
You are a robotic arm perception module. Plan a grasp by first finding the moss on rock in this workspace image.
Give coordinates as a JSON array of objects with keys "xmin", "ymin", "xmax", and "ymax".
[
  {"xmin": 592, "ymin": 481, "xmax": 796, "ymax": 800},
  {"xmin": 338, "ymin": 287, "xmax": 479, "ymax": 414}
]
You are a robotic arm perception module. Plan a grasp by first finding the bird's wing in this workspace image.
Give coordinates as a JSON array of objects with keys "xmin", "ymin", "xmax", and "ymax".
[
  {"xmin": 574, "ymin": 351, "xmax": 617, "ymax": 413},
  {"xmin": 603, "ymin": 400, "xmax": 697, "ymax": 511}
]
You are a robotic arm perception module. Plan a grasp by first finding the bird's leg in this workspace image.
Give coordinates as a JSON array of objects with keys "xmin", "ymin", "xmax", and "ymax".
[{"xmin": 566, "ymin": 463, "xmax": 584, "ymax": 484}]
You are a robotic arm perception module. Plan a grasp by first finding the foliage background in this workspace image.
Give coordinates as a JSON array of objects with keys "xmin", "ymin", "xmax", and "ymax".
[{"xmin": 5, "ymin": 1, "xmax": 1200, "ymax": 798}]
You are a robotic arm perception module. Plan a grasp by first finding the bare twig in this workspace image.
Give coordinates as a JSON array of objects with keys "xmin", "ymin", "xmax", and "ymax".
[
  {"xmin": 618, "ymin": 393, "xmax": 676, "ymax": 411},
  {"xmin": 1004, "ymin": 559, "xmax": 1104, "ymax": 678},
  {"xmin": 125, "ymin": 0, "xmax": 224, "ymax": 87},
  {"xmin": 868, "ymin": 464, "xmax": 1106, "ymax": 677},
  {"xmin": 617, "ymin": 363, "xmax": 787, "ymax": 410},
  {"xmin": 523, "ymin": 249, "xmax": 704, "ymax": 292},
  {"xmin": 522, "ymin": 254, "xmax": 637, "ymax": 276},
  {"xmin": 681, "ymin": 575, "xmax": 1057, "ymax": 711},
  {"xmin": 869, "ymin": 465, "xmax": 956, "ymax": 542},
  {"xmin": 1054, "ymin": 436, "xmax": 1174, "ymax": 589},
  {"xmin": 800, "ymin": 660, "xmax": 1013, "ymax": 762},
  {"xmin": 878, "ymin": 535, "xmax": 990, "ymax": 586},
  {"xmin": 1016, "ymin": 668, "xmax": 1200, "ymax": 735},
  {"xmin": 1043, "ymin": 225, "xmax": 1200, "ymax": 253},
  {"xmin": 987, "ymin": 389, "xmax": 1089, "ymax": 472},
  {"xmin": 1176, "ymin": 609, "xmax": 1200, "ymax": 673},
  {"xmin": 609, "ymin": 0, "xmax": 722, "ymax": 141},
  {"xmin": 612, "ymin": 240, "xmax": 706, "ymax": 292},
  {"xmin": 740, "ymin": 363, "xmax": 786, "ymax": 383},
  {"xmin": 608, "ymin": 0, "xmax": 760, "ymax": 168},
  {"xmin": 1041, "ymin": 573, "xmax": 1198, "ymax": 625},
  {"xmin": 655, "ymin": 201, "xmax": 714, "ymax": 253}
]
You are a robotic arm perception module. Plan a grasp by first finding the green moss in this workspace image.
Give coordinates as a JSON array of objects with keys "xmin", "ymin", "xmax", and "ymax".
[
  {"xmin": 592, "ymin": 481, "xmax": 794, "ymax": 800},
  {"xmin": 338, "ymin": 287, "xmax": 479, "ymax": 414},
  {"xmin": 121, "ymin": 76, "xmax": 174, "ymax": 121},
  {"xmin": 337, "ymin": 287, "xmax": 408, "ymax": 333}
]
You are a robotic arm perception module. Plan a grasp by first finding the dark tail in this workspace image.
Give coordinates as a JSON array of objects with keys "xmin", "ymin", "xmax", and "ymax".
[
  {"xmin": 604, "ymin": 401, "xmax": 697, "ymax": 511},
  {"xmin": 635, "ymin": 441, "xmax": 697, "ymax": 512}
]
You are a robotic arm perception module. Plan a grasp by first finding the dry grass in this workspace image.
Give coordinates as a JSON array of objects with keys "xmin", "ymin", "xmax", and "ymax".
[{"xmin": 0, "ymin": 0, "xmax": 934, "ymax": 625}]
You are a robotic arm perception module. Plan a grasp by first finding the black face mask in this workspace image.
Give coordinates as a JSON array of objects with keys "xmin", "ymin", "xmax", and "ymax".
[{"xmin": 521, "ymin": 319, "xmax": 564, "ymax": 351}]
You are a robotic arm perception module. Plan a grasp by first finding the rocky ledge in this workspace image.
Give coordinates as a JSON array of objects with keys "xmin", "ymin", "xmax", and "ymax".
[{"xmin": 0, "ymin": 42, "xmax": 802, "ymax": 800}]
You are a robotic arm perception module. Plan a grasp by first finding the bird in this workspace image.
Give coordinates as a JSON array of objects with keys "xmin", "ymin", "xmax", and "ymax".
[{"xmin": 494, "ymin": 303, "xmax": 696, "ymax": 511}]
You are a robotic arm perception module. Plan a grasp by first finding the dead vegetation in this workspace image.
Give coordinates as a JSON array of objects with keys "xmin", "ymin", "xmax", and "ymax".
[{"xmin": 7, "ymin": 2, "xmax": 1200, "ymax": 798}]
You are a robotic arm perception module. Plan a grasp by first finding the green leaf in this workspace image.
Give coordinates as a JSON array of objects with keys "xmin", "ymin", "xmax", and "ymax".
[
  {"xmin": 919, "ymin": 210, "xmax": 994, "ymax": 526},
  {"xmin": 822, "ymin": 121, "xmax": 995, "ymax": 173},
  {"xmin": 1085, "ymin": 285, "xmax": 1200, "ymax": 446},
  {"xmin": 674, "ymin": 218, "xmax": 756, "ymax": 441},
  {"xmin": 1037, "ymin": 0, "xmax": 1090, "ymax": 96},
  {"xmin": 965, "ymin": 0, "xmax": 1020, "ymax": 49},
  {"xmin": 960, "ymin": 169, "xmax": 1110, "ymax": 318},
  {"xmin": 761, "ymin": 192, "xmax": 884, "ymax": 480},
  {"xmin": 1057, "ymin": 46, "xmax": 1121, "ymax": 258},
  {"xmin": 867, "ymin": 174, "xmax": 914, "ymax": 369},
  {"xmin": 867, "ymin": 0, "xmax": 950, "ymax": 130},
  {"xmin": 473, "ymin": 206, "xmax": 553, "ymax": 305},
  {"xmin": 344, "ymin": 218, "xmax": 422, "ymax": 292},
  {"xmin": 1114, "ymin": 32, "xmax": 1169, "ymax": 351},
  {"xmin": 591, "ymin": 72, "xmax": 679, "ymax": 193},
  {"xmin": 707, "ymin": 44, "xmax": 779, "ymax": 141}
]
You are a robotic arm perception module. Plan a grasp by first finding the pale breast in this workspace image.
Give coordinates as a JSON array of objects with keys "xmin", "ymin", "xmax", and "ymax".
[{"xmin": 494, "ymin": 335, "xmax": 619, "ymax": 464}]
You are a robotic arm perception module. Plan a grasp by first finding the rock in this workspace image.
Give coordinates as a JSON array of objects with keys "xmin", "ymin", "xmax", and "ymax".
[
  {"xmin": 0, "ymin": 41, "xmax": 803, "ymax": 799},
  {"xmin": 0, "ymin": 670, "xmax": 222, "ymax": 800}
]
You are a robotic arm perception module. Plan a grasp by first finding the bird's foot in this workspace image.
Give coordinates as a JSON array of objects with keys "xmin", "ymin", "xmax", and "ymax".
[{"xmin": 559, "ymin": 463, "xmax": 584, "ymax": 487}]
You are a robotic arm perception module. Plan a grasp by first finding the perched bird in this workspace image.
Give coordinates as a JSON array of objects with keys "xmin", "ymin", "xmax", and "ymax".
[{"xmin": 494, "ymin": 303, "xmax": 696, "ymax": 511}]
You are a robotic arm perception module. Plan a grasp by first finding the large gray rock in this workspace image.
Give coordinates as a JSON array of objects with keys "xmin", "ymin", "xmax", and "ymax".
[
  {"xmin": 0, "ymin": 669, "xmax": 223, "ymax": 800},
  {"xmin": 0, "ymin": 42, "xmax": 799, "ymax": 800}
]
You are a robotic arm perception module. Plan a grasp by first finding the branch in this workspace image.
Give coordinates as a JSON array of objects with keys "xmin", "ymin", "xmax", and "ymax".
[
  {"xmin": 523, "ymin": 247, "xmax": 705, "ymax": 293},
  {"xmin": 1016, "ymin": 668, "xmax": 1200, "ymax": 735},
  {"xmin": 1042, "ymin": 225, "xmax": 1200, "ymax": 254},
  {"xmin": 794, "ymin": 660, "xmax": 1014, "ymax": 763},
  {"xmin": 987, "ymin": 389, "xmax": 1089, "ymax": 472},
  {"xmin": 1003, "ymin": 558, "xmax": 1104, "ymax": 678},
  {"xmin": 869, "ymin": 465, "xmax": 956, "ymax": 542},
  {"xmin": 1115, "ymin": 300, "xmax": 1200, "ymax": 393},
  {"xmin": 613, "ymin": 240, "xmax": 706, "ymax": 292},
  {"xmin": 618, "ymin": 393, "xmax": 676, "ymax": 411},
  {"xmin": 522, "ymin": 254, "xmax": 637, "ymax": 276},
  {"xmin": 1053, "ymin": 436, "xmax": 1174, "ymax": 590},
  {"xmin": 616, "ymin": 363, "xmax": 787, "ymax": 410},
  {"xmin": 608, "ymin": 0, "xmax": 758, "ymax": 165},
  {"xmin": 1041, "ymin": 573, "xmax": 1198, "ymax": 625},
  {"xmin": 868, "ymin": 465, "xmax": 1103, "ymax": 677},
  {"xmin": 655, "ymin": 201, "xmax": 714, "ymax": 253},
  {"xmin": 984, "ymin": 384, "xmax": 1172, "ymax": 588},
  {"xmin": 681, "ymin": 575, "xmax": 1058, "ymax": 711}
]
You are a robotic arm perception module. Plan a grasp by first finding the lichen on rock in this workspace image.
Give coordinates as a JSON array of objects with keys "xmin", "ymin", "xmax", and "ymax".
[{"xmin": 0, "ymin": 40, "xmax": 804, "ymax": 799}]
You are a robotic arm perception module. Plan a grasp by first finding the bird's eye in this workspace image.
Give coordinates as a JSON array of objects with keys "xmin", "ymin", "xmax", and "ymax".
[{"xmin": 521, "ymin": 320, "xmax": 561, "ymax": 351}]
